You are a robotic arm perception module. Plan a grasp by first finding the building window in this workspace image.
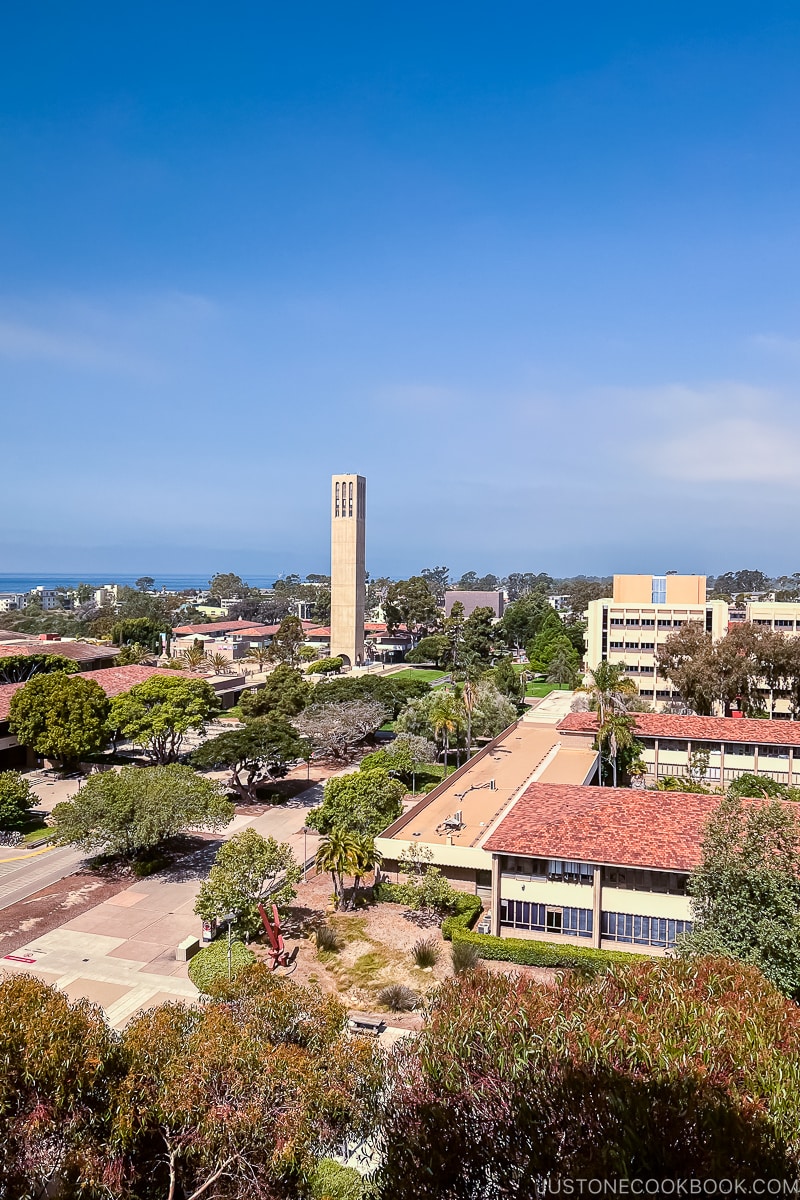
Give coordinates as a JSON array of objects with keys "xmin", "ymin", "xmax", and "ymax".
[
  {"xmin": 546, "ymin": 907, "xmax": 563, "ymax": 934},
  {"xmin": 639, "ymin": 665, "xmax": 654, "ymax": 674},
  {"xmin": 500, "ymin": 900, "xmax": 592, "ymax": 938},
  {"xmin": 640, "ymin": 688, "xmax": 654, "ymax": 696},
  {"xmin": 652, "ymin": 576, "xmax": 667, "ymax": 604},
  {"xmin": 641, "ymin": 618, "xmax": 655, "ymax": 627},
  {"xmin": 625, "ymin": 618, "xmax": 640, "ymax": 627},
  {"xmin": 610, "ymin": 641, "xmax": 624, "ymax": 649},
  {"xmin": 759, "ymin": 745, "xmax": 790, "ymax": 760},
  {"xmin": 641, "ymin": 642, "xmax": 655, "ymax": 651},
  {"xmin": 705, "ymin": 608, "xmax": 714, "ymax": 632},
  {"xmin": 657, "ymin": 619, "xmax": 672, "ymax": 628},
  {"xmin": 348, "ymin": 481, "xmax": 353, "ymax": 516},
  {"xmin": 626, "ymin": 665, "xmax": 639, "ymax": 673},
  {"xmin": 335, "ymin": 482, "xmax": 340, "ymax": 517},
  {"xmin": 601, "ymin": 911, "xmax": 692, "ymax": 949},
  {"xmin": 624, "ymin": 642, "xmax": 639, "ymax": 650},
  {"xmin": 610, "ymin": 617, "xmax": 624, "ymax": 626}
]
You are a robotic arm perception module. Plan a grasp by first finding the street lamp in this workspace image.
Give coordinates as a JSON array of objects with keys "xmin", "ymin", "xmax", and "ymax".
[{"xmin": 223, "ymin": 911, "xmax": 238, "ymax": 980}]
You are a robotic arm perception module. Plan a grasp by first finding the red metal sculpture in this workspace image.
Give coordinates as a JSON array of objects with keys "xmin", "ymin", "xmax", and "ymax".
[{"xmin": 258, "ymin": 902, "xmax": 291, "ymax": 969}]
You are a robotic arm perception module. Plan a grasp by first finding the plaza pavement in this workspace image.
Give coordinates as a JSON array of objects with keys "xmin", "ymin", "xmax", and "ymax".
[{"xmin": 0, "ymin": 784, "xmax": 325, "ymax": 1026}]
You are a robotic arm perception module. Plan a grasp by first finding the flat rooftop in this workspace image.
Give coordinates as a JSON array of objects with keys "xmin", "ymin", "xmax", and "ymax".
[{"xmin": 382, "ymin": 722, "xmax": 598, "ymax": 848}]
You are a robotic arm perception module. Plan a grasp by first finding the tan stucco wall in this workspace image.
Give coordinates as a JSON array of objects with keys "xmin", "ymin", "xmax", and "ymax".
[{"xmin": 330, "ymin": 474, "xmax": 366, "ymax": 668}]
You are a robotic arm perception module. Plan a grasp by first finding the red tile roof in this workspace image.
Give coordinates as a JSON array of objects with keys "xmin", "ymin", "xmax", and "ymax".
[
  {"xmin": 484, "ymin": 782, "xmax": 719, "ymax": 872},
  {"xmin": 558, "ymin": 711, "xmax": 800, "ymax": 747},
  {"xmin": 305, "ymin": 627, "xmax": 331, "ymax": 638},
  {"xmin": 0, "ymin": 641, "xmax": 118, "ymax": 663},
  {"xmin": 0, "ymin": 665, "xmax": 191, "ymax": 722},
  {"xmin": 173, "ymin": 620, "xmax": 276, "ymax": 637}
]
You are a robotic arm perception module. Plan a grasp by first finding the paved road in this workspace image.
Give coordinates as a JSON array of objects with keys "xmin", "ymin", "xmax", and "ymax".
[{"xmin": 0, "ymin": 845, "xmax": 85, "ymax": 910}]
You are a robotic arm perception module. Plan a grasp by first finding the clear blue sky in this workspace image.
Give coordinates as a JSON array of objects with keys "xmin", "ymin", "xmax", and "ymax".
[{"xmin": 3, "ymin": 2, "xmax": 800, "ymax": 579}]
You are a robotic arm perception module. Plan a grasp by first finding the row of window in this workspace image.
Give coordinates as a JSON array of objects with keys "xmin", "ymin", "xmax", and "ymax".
[
  {"xmin": 601, "ymin": 912, "xmax": 692, "ymax": 949},
  {"xmin": 639, "ymin": 738, "xmax": 798, "ymax": 759},
  {"xmin": 610, "ymin": 618, "xmax": 684, "ymax": 628},
  {"xmin": 754, "ymin": 619, "xmax": 797, "ymax": 628},
  {"xmin": 609, "ymin": 642, "xmax": 656, "ymax": 652},
  {"xmin": 500, "ymin": 901, "xmax": 593, "ymax": 937},
  {"xmin": 500, "ymin": 856, "xmax": 593, "ymax": 884},
  {"xmin": 500, "ymin": 902, "xmax": 693, "ymax": 949}
]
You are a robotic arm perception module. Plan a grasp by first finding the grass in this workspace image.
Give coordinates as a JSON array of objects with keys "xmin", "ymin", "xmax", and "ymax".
[
  {"xmin": 390, "ymin": 668, "xmax": 447, "ymax": 683},
  {"xmin": 19, "ymin": 814, "xmax": 51, "ymax": 845},
  {"xmin": 511, "ymin": 665, "xmax": 571, "ymax": 697}
]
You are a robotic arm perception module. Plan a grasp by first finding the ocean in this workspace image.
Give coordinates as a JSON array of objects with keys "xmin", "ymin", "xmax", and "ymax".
[{"xmin": 0, "ymin": 573, "xmax": 279, "ymax": 594}]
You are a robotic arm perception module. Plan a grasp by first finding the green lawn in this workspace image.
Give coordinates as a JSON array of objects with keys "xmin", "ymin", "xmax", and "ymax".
[
  {"xmin": 390, "ymin": 668, "xmax": 447, "ymax": 683},
  {"xmin": 20, "ymin": 815, "xmax": 51, "ymax": 845},
  {"xmin": 526, "ymin": 681, "xmax": 569, "ymax": 698}
]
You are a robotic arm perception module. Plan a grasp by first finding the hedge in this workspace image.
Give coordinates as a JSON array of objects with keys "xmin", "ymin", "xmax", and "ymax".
[
  {"xmin": 450, "ymin": 927, "xmax": 646, "ymax": 971},
  {"xmin": 375, "ymin": 882, "xmax": 483, "ymax": 937},
  {"xmin": 188, "ymin": 938, "xmax": 256, "ymax": 993}
]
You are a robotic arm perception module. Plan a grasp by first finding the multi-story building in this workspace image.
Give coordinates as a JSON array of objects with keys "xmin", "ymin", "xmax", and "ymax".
[
  {"xmin": 0, "ymin": 594, "xmax": 27, "ymax": 613},
  {"xmin": 584, "ymin": 575, "xmax": 728, "ymax": 709},
  {"xmin": 28, "ymin": 586, "xmax": 61, "ymax": 610},
  {"xmin": 444, "ymin": 590, "xmax": 504, "ymax": 619},
  {"xmin": 558, "ymin": 710, "xmax": 800, "ymax": 788}
]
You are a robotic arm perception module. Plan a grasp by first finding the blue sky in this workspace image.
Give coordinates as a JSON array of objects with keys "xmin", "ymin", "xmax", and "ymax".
[{"xmin": 3, "ymin": 2, "xmax": 800, "ymax": 578}]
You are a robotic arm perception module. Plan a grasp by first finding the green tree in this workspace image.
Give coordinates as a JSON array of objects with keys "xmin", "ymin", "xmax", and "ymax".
[
  {"xmin": 681, "ymin": 795, "xmax": 800, "ymax": 997},
  {"xmin": 9, "ymin": 673, "xmax": 110, "ymax": 769},
  {"xmin": 470, "ymin": 680, "xmax": 517, "ymax": 739},
  {"xmin": 361, "ymin": 732, "xmax": 437, "ymax": 790},
  {"xmin": 404, "ymin": 634, "xmax": 450, "ymax": 667},
  {"xmin": 305, "ymin": 656, "xmax": 344, "ymax": 675},
  {"xmin": 460, "ymin": 606, "xmax": 496, "ymax": 667},
  {"xmin": 727, "ymin": 773, "xmax": 794, "ymax": 800},
  {"xmin": 191, "ymin": 714, "xmax": 310, "ymax": 800},
  {"xmin": 420, "ymin": 565, "xmax": 450, "ymax": 604},
  {"xmin": 385, "ymin": 576, "xmax": 440, "ymax": 640},
  {"xmin": 195, "ymin": 828, "xmax": 301, "ymax": 936},
  {"xmin": 208, "ymin": 571, "xmax": 251, "ymax": 599},
  {"xmin": 350, "ymin": 834, "xmax": 382, "ymax": 910},
  {"xmin": 240, "ymin": 662, "xmax": 311, "ymax": 719},
  {"xmin": 443, "ymin": 599, "xmax": 466, "ymax": 673},
  {"xmin": 0, "ymin": 771, "xmax": 37, "ymax": 830},
  {"xmin": 51, "ymin": 764, "xmax": 233, "ymax": 859},
  {"xmin": 267, "ymin": 614, "xmax": 306, "ymax": 665},
  {"xmin": 546, "ymin": 640, "xmax": 580, "ymax": 687},
  {"xmin": 656, "ymin": 621, "xmax": 718, "ymax": 715},
  {"xmin": 306, "ymin": 768, "xmax": 404, "ymax": 837},
  {"xmin": 499, "ymin": 592, "xmax": 551, "ymax": 650},
  {"xmin": 491, "ymin": 656, "xmax": 524, "ymax": 700},
  {"xmin": 429, "ymin": 691, "xmax": 464, "ymax": 766},
  {"xmin": 108, "ymin": 675, "xmax": 219, "ymax": 764},
  {"xmin": 0, "ymin": 652, "xmax": 80, "ymax": 685},
  {"xmin": 526, "ymin": 608, "xmax": 569, "ymax": 671},
  {"xmin": 245, "ymin": 643, "xmax": 273, "ymax": 673},
  {"xmin": 134, "ymin": 576, "xmax": 155, "ymax": 592},
  {"xmin": 111, "ymin": 615, "xmax": 166, "ymax": 652}
]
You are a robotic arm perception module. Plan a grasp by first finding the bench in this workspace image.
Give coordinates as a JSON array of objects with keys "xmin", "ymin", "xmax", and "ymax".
[
  {"xmin": 348, "ymin": 1014, "xmax": 384, "ymax": 1036},
  {"xmin": 176, "ymin": 936, "xmax": 200, "ymax": 962}
]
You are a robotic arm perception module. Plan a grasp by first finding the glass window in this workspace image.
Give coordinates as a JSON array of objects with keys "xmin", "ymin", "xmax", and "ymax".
[
  {"xmin": 335, "ymin": 482, "xmax": 340, "ymax": 517},
  {"xmin": 652, "ymin": 576, "xmax": 667, "ymax": 604},
  {"xmin": 348, "ymin": 481, "xmax": 353, "ymax": 516},
  {"xmin": 546, "ymin": 908, "xmax": 563, "ymax": 933}
]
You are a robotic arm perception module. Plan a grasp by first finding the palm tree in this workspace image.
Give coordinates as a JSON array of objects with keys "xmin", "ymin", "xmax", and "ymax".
[
  {"xmin": 546, "ymin": 646, "xmax": 579, "ymax": 689},
  {"xmin": 430, "ymin": 692, "xmax": 463, "ymax": 771},
  {"xmin": 246, "ymin": 644, "xmax": 272, "ymax": 674},
  {"xmin": 578, "ymin": 662, "xmax": 637, "ymax": 786},
  {"xmin": 348, "ymin": 835, "xmax": 383, "ymax": 910},
  {"xmin": 315, "ymin": 828, "xmax": 360, "ymax": 910},
  {"xmin": 206, "ymin": 651, "xmax": 231, "ymax": 675},
  {"xmin": 181, "ymin": 645, "xmax": 206, "ymax": 672},
  {"xmin": 461, "ymin": 678, "xmax": 477, "ymax": 761},
  {"xmin": 598, "ymin": 710, "xmax": 637, "ymax": 787}
]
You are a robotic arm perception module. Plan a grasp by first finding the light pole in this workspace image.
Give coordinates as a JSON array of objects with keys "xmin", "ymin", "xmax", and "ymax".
[
  {"xmin": 223, "ymin": 911, "xmax": 237, "ymax": 980},
  {"xmin": 303, "ymin": 827, "xmax": 308, "ymax": 881}
]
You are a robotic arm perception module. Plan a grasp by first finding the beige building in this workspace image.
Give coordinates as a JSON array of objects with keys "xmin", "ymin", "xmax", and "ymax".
[
  {"xmin": 330, "ymin": 473, "xmax": 366, "ymax": 669},
  {"xmin": 584, "ymin": 575, "xmax": 728, "ymax": 708}
]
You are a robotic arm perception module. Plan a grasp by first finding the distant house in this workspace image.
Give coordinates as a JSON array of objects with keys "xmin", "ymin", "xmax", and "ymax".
[
  {"xmin": 171, "ymin": 620, "xmax": 279, "ymax": 661},
  {"xmin": 0, "ymin": 638, "xmax": 119, "ymax": 672}
]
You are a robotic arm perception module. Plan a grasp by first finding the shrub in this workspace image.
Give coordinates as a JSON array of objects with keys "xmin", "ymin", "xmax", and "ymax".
[
  {"xmin": 379, "ymin": 983, "xmax": 419, "ymax": 1012},
  {"xmin": 440, "ymin": 892, "xmax": 483, "ymax": 938},
  {"xmin": 316, "ymin": 923, "xmax": 342, "ymax": 953},
  {"xmin": 450, "ymin": 928, "xmax": 645, "ymax": 971},
  {"xmin": 412, "ymin": 938, "xmax": 439, "ymax": 968},
  {"xmin": 307, "ymin": 1157, "xmax": 366, "ymax": 1200},
  {"xmin": 132, "ymin": 849, "xmax": 171, "ymax": 877},
  {"xmin": 188, "ymin": 938, "xmax": 256, "ymax": 993},
  {"xmin": 451, "ymin": 939, "xmax": 480, "ymax": 974},
  {"xmin": 305, "ymin": 657, "xmax": 344, "ymax": 675}
]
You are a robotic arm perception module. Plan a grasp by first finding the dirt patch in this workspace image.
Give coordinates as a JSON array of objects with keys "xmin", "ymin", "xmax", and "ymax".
[
  {"xmin": 262, "ymin": 872, "xmax": 455, "ymax": 1016},
  {"xmin": 0, "ymin": 871, "xmax": 133, "ymax": 955}
]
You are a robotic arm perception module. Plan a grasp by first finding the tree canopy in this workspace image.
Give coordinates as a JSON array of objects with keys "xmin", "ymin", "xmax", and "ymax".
[
  {"xmin": 194, "ymin": 828, "xmax": 301, "ymax": 936},
  {"xmin": 380, "ymin": 957, "xmax": 800, "ymax": 1194},
  {"xmin": 293, "ymin": 698, "xmax": 387, "ymax": 760},
  {"xmin": 0, "ymin": 652, "xmax": 80, "ymax": 685},
  {"xmin": 51, "ymin": 764, "xmax": 233, "ymax": 858},
  {"xmin": 9, "ymin": 673, "xmax": 110, "ymax": 768},
  {"xmin": 108, "ymin": 675, "xmax": 219, "ymax": 763},
  {"xmin": 306, "ymin": 767, "xmax": 404, "ymax": 837},
  {"xmin": 384, "ymin": 576, "xmax": 439, "ymax": 638},
  {"xmin": 239, "ymin": 662, "xmax": 311, "ymax": 719},
  {"xmin": 0, "ymin": 771, "xmax": 37, "ymax": 830},
  {"xmin": 191, "ymin": 714, "xmax": 310, "ymax": 799},
  {"xmin": 681, "ymin": 794, "xmax": 800, "ymax": 998}
]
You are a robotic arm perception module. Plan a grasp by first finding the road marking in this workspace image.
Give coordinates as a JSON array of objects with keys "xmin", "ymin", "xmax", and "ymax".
[{"xmin": 0, "ymin": 846, "xmax": 55, "ymax": 864}]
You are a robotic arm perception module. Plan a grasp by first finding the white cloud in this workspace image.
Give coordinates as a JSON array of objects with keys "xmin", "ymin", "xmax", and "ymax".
[
  {"xmin": 750, "ymin": 333, "xmax": 800, "ymax": 358},
  {"xmin": 652, "ymin": 417, "xmax": 800, "ymax": 484}
]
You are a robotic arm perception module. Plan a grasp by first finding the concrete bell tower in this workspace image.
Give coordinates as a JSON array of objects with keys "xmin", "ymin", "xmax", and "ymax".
[{"xmin": 330, "ymin": 473, "xmax": 366, "ymax": 669}]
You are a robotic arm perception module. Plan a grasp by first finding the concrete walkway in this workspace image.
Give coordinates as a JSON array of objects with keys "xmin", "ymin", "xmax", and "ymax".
[{"xmin": 0, "ymin": 787, "xmax": 325, "ymax": 1026}]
